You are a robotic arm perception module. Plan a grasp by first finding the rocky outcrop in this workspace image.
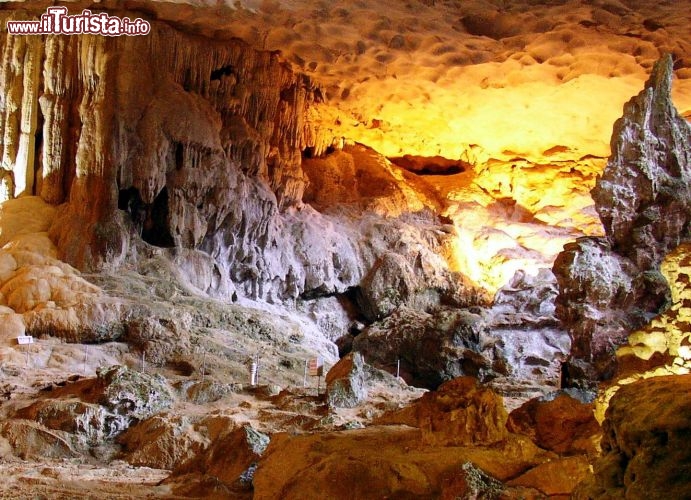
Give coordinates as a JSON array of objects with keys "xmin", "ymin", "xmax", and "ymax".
[
  {"xmin": 417, "ymin": 377, "xmax": 508, "ymax": 447},
  {"xmin": 0, "ymin": 7, "xmax": 471, "ymax": 336},
  {"xmin": 592, "ymin": 54, "xmax": 691, "ymax": 270},
  {"xmin": 352, "ymin": 307, "xmax": 502, "ymax": 389},
  {"xmin": 168, "ymin": 424, "xmax": 269, "ymax": 497},
  {"xmin": 325, "ymin": 351, "xmax": 368, "ymax": 408},
  {"xmin": 507, "ymin": 393, "xmax": 600, "ymax": 456},
  {"xmin": 507, "ymin": 455, "xmax": 591, "ymax": 497},
  {"xmin": 487, "ymin": 269, "xmax": 572, "ymax": 399},
  {"xmin": 615, "ymin": 242, "xmax": 691, "ymax": 377},
  {"xmin": 554, "ymin": 237, "xmax": 669, "ymax": 382},
  {"xmin": 252, "ymin": 424, "xmax": 547, "ymax": 500},
  {"xmin": 117, "ymin": 414, "xmax": 206, "ymax": 470},
  {"xmin": 352, "ymin": 269, "xmax": 573, "ymax": 397},
  {"xmin": 575, "ymin": 375, "xmax": 691, "ymax": 499},
  {"xmin": 554, "ymin": 55, "xmax": 690, "ymax": 383},
  {"xmin": 12, "ymin": 365, "xmax": 174, "ymax": 450}
]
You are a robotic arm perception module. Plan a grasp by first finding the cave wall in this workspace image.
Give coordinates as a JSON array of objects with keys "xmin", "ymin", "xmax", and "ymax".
[
  {"xmin": 0, "ymin": 8, "xmax": 469, "ymax": 313},
  {"xmin": 0, "ymin": 15, "xmax": 327, "ymax": 268}
]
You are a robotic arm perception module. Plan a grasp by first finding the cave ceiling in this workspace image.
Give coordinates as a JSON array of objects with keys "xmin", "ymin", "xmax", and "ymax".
[
  {"xmin": 127, "ymin": 0, "xmax": 691, "ymax": 163},
  {"xmin": 8, "ymin": 0, "xmax": 691, "ymax": 163}
]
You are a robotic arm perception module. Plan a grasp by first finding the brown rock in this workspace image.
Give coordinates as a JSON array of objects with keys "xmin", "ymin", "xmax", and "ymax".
[
  {"xmin": 439, "ymin": 461, "xmax": 504, "ymax": 500},
  {"xmin": 507, "ymin": 393, "xmax": 601, "ymax": 456},
  {"xmin": 253, "ymin": 425, "xmax": 545, "ymax": 500},
  {"xmin": 418, "ymin": 377, "xmax": 508, "ymax": 447},
  {"xmin": 576, "ymin": 375, "xmax": 691, "ymax": 499},
  {"xmin": 0, "ymin": 420, "xmax": 77, "ymax": 460},
  {"xmin": 508, "ymin": 455, "xmax": 591, "ymax": 496},
  {"xmin": 170, "ymin": 424, "xmax": 269, "ymax": 494},
  {"xmin": 117, "ymin": 414, "xmax": 206, "ymax": 470}
]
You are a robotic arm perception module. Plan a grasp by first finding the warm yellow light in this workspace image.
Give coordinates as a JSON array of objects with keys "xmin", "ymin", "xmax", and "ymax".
[{"xmin": 595, "ymin": 243, "xmax": 691, "ymax": 423}]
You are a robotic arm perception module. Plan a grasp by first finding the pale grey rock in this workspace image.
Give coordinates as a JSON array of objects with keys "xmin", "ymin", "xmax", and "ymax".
[
  {"xmin": 95, "ymin": 365, "xmax": 175, "ymax": 422},
  {"xmin": 325, "ymin": 351, "xmax": 368, "ymax": 408},
  {"xmin": 353, "ymin": 307, "xmax": 500, "ymax": 389},
  {"xmin": 11, "ymin": 366, "xmax": 174, "ymax": 455},
  {"xmin": 358, "ymin": 252, "xmax": 418, "ymax": 321},
  {"xmin": 555, "ymin": 55, "xmax": 689, "ymax": 382},
  {"xmin": 488, "ymin": 269, "xmax": 571, "ymax": 395},
  {"xmin": 15, "ymin": 399, "xmax": 128, "ymax": 446},
  {"xmin": 593, "ymin": 54, "xmax": 691, "ymax": 270}
]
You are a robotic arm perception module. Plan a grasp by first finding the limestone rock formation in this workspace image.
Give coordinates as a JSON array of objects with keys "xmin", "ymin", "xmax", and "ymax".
[
  {"xmin": 615, "ymin": 242, "xmax": 691, "ymax": 378},
  {"xmin": 555, "ymin": 55, "xmax": 690, "ymax": 383},
  {"xmin": 0, "ymin": 10, "xmax": 471, "ymax": 348},
  {"xmin": 352, "ymin": 307, "xmax": 501, "ymax": 389},
  {"xmin": 252, "ymin": 425, "xmax": 545, "ymax": 500},
  {"xmin": 117, "ymin": 414, "xmax": 206, "ymax": 470},
  {"xmin": 487, "ymin": 268, "xmax": 572, "ymax": 399},
  {"xmin": 507, "ymin": 455, "xmax": 591, "ymax": 497},
  {"xmin": 0, "ymin": 419, "xmax": 78, "ymax": 461},
  {"xmin": 11, "ymin": 365, "xmax": 174, "ymax": 453},
  {"xmin": 592, "ymin": 54, "xmax": 691, "ymax": 270},
  {"xmin": 417, "ymin": 377, "xmax": 508, "ymax": 447},
  {"xmin": 507, "ymin": 393, "xmax": 600, "ymax": 456},
  {"xmin": 94, "ymin": 365, "xmax": 175, "ymax": 421},
  {"xmin": 169, "ymin": 424, "xmax": 269, "ymax": 497},
  {"xmin": 553, "ymin": 237, "xmax": 669, "ymax": 382},
  {"xmin": 575, "ymin": 375, "xmax": 691, "ymax": 499},
  {"xmin": 325, "ymin": 351, "xmax": 368, "ymax": 408}
]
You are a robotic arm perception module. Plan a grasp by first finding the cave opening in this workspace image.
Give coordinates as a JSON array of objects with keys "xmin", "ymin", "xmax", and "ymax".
[
  {"xmin": 141, "ymin": 187, "xmax": 175, "ymax": 248},
  {"xmin": 210, "ymin": 64, "xmax": 235, "ymax": 81},
  {"xmin": 302, "ymin": 145, "xmax": 336, "ymax": 159},
  {"xmin": 389, "ymin": 155, "xmax": 470, "ymax": 176}
]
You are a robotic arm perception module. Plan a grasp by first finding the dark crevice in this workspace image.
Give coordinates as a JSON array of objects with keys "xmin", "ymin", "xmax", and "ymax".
[
  {"xmin": 33, "ymin": 110, "xmax": 44, "ymax": 196},
  {"xmin": 175, "ymin": 142, "xmax": 184, "ymax": 171},
  {"xmin": 142, "ymin": 187, "xmax": 175, "ymax": 248},
  {"xmin": 210, "ymin": 64, "xmax": 235, "ymax": 81},
  {"xmin": 389, "ymin": 154, "xmax": 470, "ymax": 176},
  {"xmin": 119, "ymin": 187, "xmax": 147, "ymax": 234},
  {"xmin": 302, "ymin": 145, "xmax": 336, "ymax": 160}
]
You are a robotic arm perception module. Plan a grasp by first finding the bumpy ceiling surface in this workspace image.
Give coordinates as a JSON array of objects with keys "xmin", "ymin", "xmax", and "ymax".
[{"xmin": 138, "ymin": 0, "xmax": 691, "ymax": 163}]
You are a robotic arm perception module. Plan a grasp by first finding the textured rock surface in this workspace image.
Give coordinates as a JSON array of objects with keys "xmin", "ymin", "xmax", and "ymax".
[
  {"xmin": 0, "ymin": 197, "xmax": 124, "ymax": 342},
  {"xmin": 555, "ymin": 55, "xmax": 690, "ymax": 382},
  {"xmin": 417, "ymin": 377, "xmax": 508, "ymax": 447},
  {"xmin": 0, "ymin": 2, "xmax": 689, "ymax": 497},
  {"xmin": 615, "ymin": 242, "xmax": 691, "ymax": 378},
  {"xmin": 117, "ymin": 414, "xmax": 206, "ymax": 470},
  {"xmin": 169, "ymin": 424, "xmax": 269, "ymax": 497},
  {"xmin": 353, "ymin": 307, "xmax": 500, "ymax": 389},
  {"xmin": 575, "ymin": 375, "xmax": 691, "ymax": 499},
  {"xmin": 593, "ymin": 54, "xmax": 691, "ymax": 270},
  {"xmin": 325, "ymin": 351, "xmax": 368, "ymax": 409},
  {"xmin": 253, "ymin": 425, "xmax": 545, "ymax": 500},
  {"xmin": 0, "ymin": 10, "xmax": 469, "ymax": 317},
  {"xmin": 507, "ymin": 393, "xmax": 600, "ymax": 456},
  {"xmin": 487, "ymin": 269, "xmax": 572, "ymax": 400},
  {"xmin": 12, "ymin": 365, "xmax": 175, "ymax": 451},
  {"xmin": 507, "ymin": 455, "xmax": 591, "ymax": 496},
  {"xmin": 554, "ymin": 237, "xmax": 669, "ymax": 382},
  {"xmin": 73, "ymin": 0, "xmax": 691, "ymax": 166}
]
